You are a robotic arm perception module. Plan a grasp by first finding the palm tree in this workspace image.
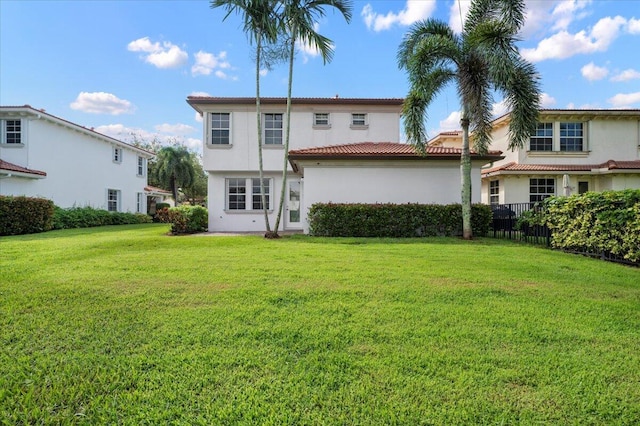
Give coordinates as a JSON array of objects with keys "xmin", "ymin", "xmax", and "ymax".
[
  {"xmin": 154, "ymin": 146, "xmax": 196, "ymax": 205},
  {"xmin": 211, "ymin": 0, "xmax": 280, "ymax": 236},
  {"xmin": 397, "ymin": 0, "xmax": 540, "ymax": 239},
  {"xmin": 272, "ymin": 0, "xmax": 353, "ymax": 235}
]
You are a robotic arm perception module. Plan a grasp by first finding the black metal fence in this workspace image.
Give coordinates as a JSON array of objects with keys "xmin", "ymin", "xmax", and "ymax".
[{"xmin": 490, "ymin": 203, "xmax": 551, "ymax": 246}]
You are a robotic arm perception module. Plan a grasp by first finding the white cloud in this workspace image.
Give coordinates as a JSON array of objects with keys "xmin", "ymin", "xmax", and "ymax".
[
  {"xmin": 540, "ymin": 92, "xmax": 557, "ymax": 108},
  {"xmin": 95, "ymin": 123, "xmax": 203, "ymax": 153},
  {"xmin": 521, "ymin": 15, "xmax": 627, "ymax": 62},
  {"xmin": 155, "ymin": 123, "xmax": 196, "ymax": 135},
  {"xmin": 70, "ymin": 92, "xmax": 135, "ymax": 115},
  {"xmin": 362, "ymin": 0, "xmax": 436, "ymax": 32},
  {"xmin": 127, "ymin": 36, "xmax": 188, "ymax": 69},
  {"xmin": 627, "ymin": 17, "xmax": 640, "ymax": 34},
  {"xmin": 438, "ymin": 111, "xmax": 462, "ymax": 132},
  {"xmin": 191, "ymin": 50, "xmax": 231, "ymax": 77},
  {"xmin": 608, "ymin": 92, "xmax": 640, "ymax": 108},
  {"xmin": 448, "ymin": 0, "xmax": 470, "ymax": 34},
  {"xmin": 195, "ymin": 112, "xmax": 203, "ymax": 123},
  {"xmin": 611, "ymin": 69, "xmax": 640, "ymax": 82},
  {"xmin": 549, "ymin": 0, "xmax": 591, "ymax": 32},
  {"xmin": 259, "ymin": 69, "xmax": 268, "ymax": 77},
  {"xmin": 581, "ymin": 62, "xmax": 609, "ymax": 81},
  {"xmin": 295, "ymin": 22, "xmax": 333, "ymax": 63},
  {"xmin": 189, "ymin": 91, "xmax": 211, "ymax": 97}
]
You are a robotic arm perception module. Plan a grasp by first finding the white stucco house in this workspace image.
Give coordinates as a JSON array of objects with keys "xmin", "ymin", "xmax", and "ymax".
[
  {"xmin": 187, "ymin": 96, "xmax": 502, "ymax": 233},
  {"xmin": 0, "ymin": 105, "xmax": 155, "ymax": 213},
  {"xmin": 428, "ymin": 109, "xmax": 640, "ymax": 205}
]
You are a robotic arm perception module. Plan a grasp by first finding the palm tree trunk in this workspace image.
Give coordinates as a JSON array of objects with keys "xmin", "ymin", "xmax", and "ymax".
[
  {"xmin": 460, "ymin": 107, "xmax": 473, "ymax": 240},
  {"xmin": 255, "ymin": 35, "xmax": 272, "ymax": 234},
  {"xmin": 273, "ymin": 34, "xmax": 296, "ymax": 234}
]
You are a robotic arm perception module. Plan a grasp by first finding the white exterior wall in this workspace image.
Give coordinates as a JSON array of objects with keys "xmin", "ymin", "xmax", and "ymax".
[{"xmin": 0, "ymin": 111, "xmax": 151, "ymax": 212}]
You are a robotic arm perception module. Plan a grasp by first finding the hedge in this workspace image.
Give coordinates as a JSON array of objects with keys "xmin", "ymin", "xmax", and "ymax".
[
  {"xmin": 52, "ymin": 206, "xmax": 152, "ymax": 230},
  {"xmin": 156, "ymin": 205, "xmax": 208, "ymax": 234},
  {"xmin": 308, "ymin": 203, "xmax": 492, "ymax": 238},
  {"xmin": 0, "ymin": 196, "xmax": 55, "ymax": 236},
  {"xmin": 521, "ymin": 189, "xmax": 640, "ymax": 262}
]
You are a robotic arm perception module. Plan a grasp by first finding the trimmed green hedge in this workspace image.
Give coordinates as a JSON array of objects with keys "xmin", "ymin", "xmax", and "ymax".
[
  {"xmin": 52, "ymin": 206, "xmax": 152, "ymax": 230},
  {"xmin": 308, "ymin": 203, "xmax": 492, "ymax": 237},
  {"xmin": 0, "ymin": 196, "xmax": 55, "ymax": 236},
  {"xmin": 157, "ymin": 205, "xmax": 208, "ymax": 234},
  {"xmin": 521, "ymin": 189, "xmax": 640, "ymax": 262}
]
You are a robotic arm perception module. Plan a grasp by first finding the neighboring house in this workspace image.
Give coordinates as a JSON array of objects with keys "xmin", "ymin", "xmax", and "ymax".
[
  {"xmin": 0, "ymin": 105, "xmax": 155, "ymax": 213},
  {"xmin": 187, "ymin": 96, "xmax": 503, "ymax": 233},
  {"xmin": 144, "ymin": 185, "xmax": 174, "ymax": 214},
  {"xmin": 428, "ymin": 109, "xmax": 640, "ymax": 205}
]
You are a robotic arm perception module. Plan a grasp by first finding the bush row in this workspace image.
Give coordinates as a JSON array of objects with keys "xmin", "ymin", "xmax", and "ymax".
[
  {"xmin": 521, "ymin": 189, "xmax": 640, "ymax": 262},
  {"xmin": 52, "ymin": 206, "xmax": 152, "ymax": 230},
  {"xmin": 0, "ymin": 196, "xmax": 55, "ymax": 236},
  {"xmin": 308, "ymin": 203, "xmax": 492, "ymax": 237},
  {"xmin": 156, "ymin": 205, "xmax": 208, "ymax": 234}
]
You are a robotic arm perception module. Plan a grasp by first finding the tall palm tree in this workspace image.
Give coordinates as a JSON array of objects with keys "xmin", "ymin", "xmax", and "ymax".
[
  {"xmin": 398, "ymin": 0, "xmax": 540, "ymax": 239},
  {"xmin": 154, "ymin": 146, "xmax": 196, "ymax": 205},
  {"xmin": 211, "ymin": 0, "xmax": 280, "ymax": 235},
  {"xmin": 272, "ymin": 0, "xmax": 353, "ymax": 235}
]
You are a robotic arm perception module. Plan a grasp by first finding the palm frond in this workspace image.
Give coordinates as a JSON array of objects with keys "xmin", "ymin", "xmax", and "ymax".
[{"xmin": 398, "ymin": 19, "xmax": 458, "ymax": 69}]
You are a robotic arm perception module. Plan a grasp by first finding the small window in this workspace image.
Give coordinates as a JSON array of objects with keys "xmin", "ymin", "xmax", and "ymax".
[
  {"xmin": 314, "ymin": 113, "xmax": 330, "ymax": 126},
  {"xmin": 264, "ymin": 113, "xmax": 283, "ymax": 145},
  {"xmin": 137, "ymin": 156, "xmax": 145, "ymax": 176},
  {"xmin": 107, "ymin": 189, "xmax": 120, "ymax": 212},
  {"xmin": 560, "ymin": 122, "xmax": 583, "ymax": 151},
  {"xmin": 211, "ymin": 113, "xmax": 230, "ymax": 145},
  {"xmin": 351, "ymin": 113, "xmax": 367, "ymax": 127},
  {"xmin": 113, "ymin": 147, "xmax": 122, "ymax": 163},
  {"xmin": 489, "ymin": 180, "xmax": 499, "ymax": 206},
  {"xmin": 578, "ymin": 181, "xmax": 589, "ymax": 194},
  {"xmin": 530, "ymin": 122, "xmax": 553, "ymax": 151},
  {"xmin": 2, "ymin": 119, "xmax": 22, "ymax": 144},
  {"xmin": 529, "ymin": 178, "xmax": 555, "ymax": 203},
  {"xmin": 136, "ymin": 192, "xmax": 145, "ymax": 213}
]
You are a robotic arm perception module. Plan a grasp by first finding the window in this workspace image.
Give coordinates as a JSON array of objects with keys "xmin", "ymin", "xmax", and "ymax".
[
  {"xmin": 113, "ymin": 147, "xmax": 122, "ymax": 163},
  {"xmin": 226, "ymin": 178, "xmax": 272, "ymax": 211},
  {"xmin": 489, "ymin": 180, "xmax": 499, "ymax": 205},
  {"xmin": 1, "ymin": 119, "xmax": 22, "ymax": 144},
  {"xmin": 530, "ymin": 122, "xmax": 553, "ymax": 151},
  {"xmin": 211, "ymin": 113, "xmax": 230, "ymax": 145},
  {"xmin": 529, "ymin": 178, "xmax": 555, "ymax": 203},
  {"xmin": 137, "ymin": 156, "xmax": 145, "ymax": 176},
  {"xmin": 314, "ymin": 113, "xmax": 330, "ymax": 126},
  {"xmin": 252, "ymin": 178, "xmax": 270, "ymax": 210},
  {"xmin": 136, "ymin": 192, "xmax": 144, "ymax": 213},
  {"xmin": 107, "ymin": 189, "xmax": 120, "ymax": 212},
  {"xmin": 560, "ymin": 122, "xmax": 583, "ymax": 151},
  {"xmin": 351, "ymin": 113, "xmax": 367, "ymax": 127},
  {"xmin": 264, "ymin": 113, "xmax": 283, "ymax": 145},
  {"xmin": 578, "ymin": 181, "xmax": 589, "ymax": 194}
]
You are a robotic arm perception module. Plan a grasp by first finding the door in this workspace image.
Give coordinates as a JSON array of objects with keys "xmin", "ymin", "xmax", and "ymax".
[{"xmin": 285, "ymin": 179, "xmax": 302, "ymax": 229}]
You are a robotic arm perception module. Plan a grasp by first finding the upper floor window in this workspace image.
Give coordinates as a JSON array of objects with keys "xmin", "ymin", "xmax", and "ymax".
[
  {"xmin": 137, "ymin": 156, "xmax": 146, "ymax": 176},
  {"xmin": 489, "ymin": 180, "xmax": 499, "ymax": 205},
  {"xmin": 560, "ymin": 122, "xmax": 583, "ymax": 151},
  {"xmin": 107, "ymin": 189, "xmax": 120, "ymax": 212},
  {"xmin": 113, "ymin": 147, "xmax": 122, "ymax": 163},
  {"xmin": 530, "ymin": 122, "xmax": 553, "ymax": 151},
  {"xmin": 351, "ymin": 113, "xmax": 367, "ymax": 127},
  {"xmin": 314, "ymin": 113, "xmax": 330, "ymax": 126},
  {"xmin": 1, "ymin": 119, "xmax": 22, "ymax": 144},
  {"xmin": 529, "ymin": 178, "xmax": 555, "ymax": 203},
  {"xmin": 264, "ymin": 113, "xmax": 283, "ymax": 145},
  {"xmin": 211, "ymin": 113, "xmax": 230, "ymax": 145}
]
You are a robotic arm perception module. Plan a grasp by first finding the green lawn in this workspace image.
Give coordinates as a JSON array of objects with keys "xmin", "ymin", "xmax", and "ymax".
[{"xmin": 1, "ymin": 224, "xmax": 639, "ymax": 424}]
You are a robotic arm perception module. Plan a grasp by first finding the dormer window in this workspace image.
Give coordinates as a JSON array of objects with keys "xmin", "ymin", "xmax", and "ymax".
[{"xmin": 1, "ymin": 119, "xmax": 22, "ymax": 144}]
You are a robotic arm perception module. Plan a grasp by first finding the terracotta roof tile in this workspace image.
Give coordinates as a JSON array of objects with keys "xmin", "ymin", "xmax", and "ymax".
[
  {"xmin": 483, "ymin": 160, "xmax": 640, "ymax": 176},
  {"xmin": 288, "ymin": 142, "xmax": 501, "ymax": 158},
  {"xmin": 0, "ymin": 159, "xmax": 46, "ymax": 177},
  {"xmin": 187, "ymin": 96, "xmax": 404, "ymax": 106}
]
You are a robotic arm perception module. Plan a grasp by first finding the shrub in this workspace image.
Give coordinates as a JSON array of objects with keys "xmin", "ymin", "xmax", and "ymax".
[
  {"xmin": 52, "ymin": 206, "xmax": 152, "ymax": 230},
  {"xmin": 156, "ymin": 202, "xmax": 171, "ymax": 211},
  {"xmin": 0, "ymin": 196, "xmax": 55, "ymax": 236},
  {"xmin": 164, "ymin": 205, "xmax": 208, "ymax": 234},
  {"xmin": 308, "ymin": 203, "xmax": 492, "ymax": 238}
]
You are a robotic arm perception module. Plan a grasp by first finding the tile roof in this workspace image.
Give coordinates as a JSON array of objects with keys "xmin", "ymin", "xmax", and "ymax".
[
  {"xmin": 187, "ymin": 96, "xmax": 404, "ymax": 106},
  {"xmin": 144, "ymin": 185, "xmax": 171, "ymax": 194},
  {"xmin": 0, "ymin": 159, "xmax": 47, "ymax": 177},
  {"xmin": 288, "ymin": 142, "xmax": 501, "ymax": 159},
  {"xmin": 483, "ymin": 160, "xmax": 640, "ymax": 176}
]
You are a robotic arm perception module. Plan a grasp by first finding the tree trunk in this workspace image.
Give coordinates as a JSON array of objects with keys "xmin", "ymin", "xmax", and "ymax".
[
  {"xmin": 255, "ymin": 35, "xmax": 272, "ymax": 234},
  {"xmin": 460, "ymin": 108, "xmax": 473, "ymax": 240},
  {"xmin": 171, "ymin": 174, "xmax": 179, "ymax": 206}
]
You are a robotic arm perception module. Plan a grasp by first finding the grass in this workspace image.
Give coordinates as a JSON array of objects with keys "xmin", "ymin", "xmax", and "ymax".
[{"xmin": 1, "ymin": 224, "xmax": 639, "ymax": 424}]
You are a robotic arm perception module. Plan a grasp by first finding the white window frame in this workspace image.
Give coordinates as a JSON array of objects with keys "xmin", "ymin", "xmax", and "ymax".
[
  {"xmin": 225, "ymin": 178, "xmax": 272, "ymax": 211},
  {"xmin": 136, "ymin": 192, "xmax": 145, "ymax": 213},
  {"xmin": 107, "ymin": 189, "xmax": 121, "ymax": 212},
  {"xmin": 313, "ymin": 113, "xmax": 330, "ymax": 127},
  {"xmin": 529, "ymin": 178, "xmax": 555, "ymax": 203},
  {"xmin": 137, "ymin": 156, "xmax": 146, "ymax": 177},
  {"xmin": 113, "ymin": 147, "xmax": 123, "ymax": 163},
  {"xmin": 1, "ymin": 119, "xmax": 23, "ymax": 145},
  {"xmin": 559, "ymin": 122, "xmax": 584, "ymax": 152},
  {"xmin": 209, "ymin": 112, "xmax": 231, "ymax": 145},
  {"xmin": 351, "ymin": 113, "xmax": 368, "ymax": 128},
  {"xmin": 528, "ymin": 121, "xmax": 587, "ymax": 153},
  {"xmin": 489, "ymin": 180, "xmax": 499, "ymax": 206},
  {"xmin": 529, "ymin": 122, "xmax": 553, "ymax": 151},
  {"xmin": 264, "ymin": 113, "xmax": 283, "ymax": 145}
]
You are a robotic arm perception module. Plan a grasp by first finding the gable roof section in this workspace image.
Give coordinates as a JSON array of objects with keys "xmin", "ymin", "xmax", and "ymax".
[
  {"xmin": 0, "ymin": 105, "xmax": 155, "ymax": 158},
  {"xmin": 483, "ymin": 160, "xmax": 640, "ymax": 177},
  {"xmin": 0, "ymin": 159, "xmax": 47, "ymax": 178}
]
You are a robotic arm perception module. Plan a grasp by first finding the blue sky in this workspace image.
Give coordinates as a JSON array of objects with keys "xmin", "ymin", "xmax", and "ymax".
[{"xmin": 2, "ymin": 0, "xmax": 639, "ymax": 152}]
